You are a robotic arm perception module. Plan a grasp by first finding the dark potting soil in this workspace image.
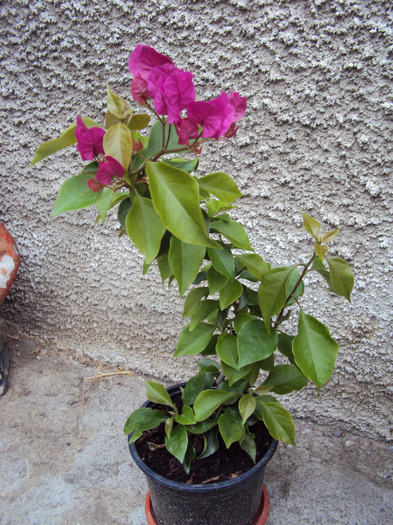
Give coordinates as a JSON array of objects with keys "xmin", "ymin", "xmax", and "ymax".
[{"xmin": 135, "ymin": 417, "xmax": 271, "ymax": 485}]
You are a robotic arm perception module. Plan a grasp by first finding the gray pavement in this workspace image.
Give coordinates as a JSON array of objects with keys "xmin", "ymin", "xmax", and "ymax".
[{"xmin": 0, "ymin": 334, "xmax": 392, "ymax": 525}]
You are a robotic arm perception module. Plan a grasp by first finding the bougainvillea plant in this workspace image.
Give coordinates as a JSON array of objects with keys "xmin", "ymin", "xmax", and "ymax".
[{"xmin": 32, "ymin": 45, "xmax": 354, "ymax": 473}]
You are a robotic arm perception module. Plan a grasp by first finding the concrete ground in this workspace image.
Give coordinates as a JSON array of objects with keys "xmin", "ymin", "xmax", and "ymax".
[{"xmin": 0, "ymin": 333, "xmax": 392, "ymax": 525}]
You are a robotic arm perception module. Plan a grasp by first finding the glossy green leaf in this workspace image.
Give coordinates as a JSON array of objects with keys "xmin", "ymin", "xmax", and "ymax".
[
  {"xmin": 197, "ymin": 172, "xmax": 242, "ymax": 203},
  {"xmin": 262, "ymin": 364, "xmax": 308, "ymax": 394},
  {"xmin": 327, "ymin": 257, "xmax": 354, "ymax": 301},
  {"xmin": 240, "ymin": 429, "xmax": 256, "ymax": 463},
  {"xmin": 189, "ymin": 300, "xmax": 219, "ymax": 331},
  {"xmin": 258, "ymin": 266, "xmax": 295, "ymax": 331},
  {"xmin": 183, "ymin": 287, "xmax": 209, "ymax": 318},
  {"xmin": 30, "ymin": 117, "xmax": 100, "ymax": 166},
  {"xmin": 314, "ymin": 241, "xmax": 328, "ymax": 261},
  {"xmin": 147, "ymin": 161, "xmax": 220, "ymax": 249},
  {"xmin": 183, "ymin": 442, "xmax": 196, "ymax": 474},
  {"xmin": 293, "ymin": 311, "xmax": 339, "ymax": 390},
  {"xmin": 207, "ymin": 266, "xmax": 229, "ymax": 294},
  {"xmin": 169, "ymin": 237, "xmax": 206, "ymax": 296},
  {"xmin": 321, "ymin": 228, "xmax": 340, "ymax": 243},
  {"xmin": 237, "ymin": 319, "xmax": 278, "ymax": 368},
  {"xmin": 182, "ymin": 373, "xmax": 209, "ymax": 406},
  {"xmin": 97, "ymin": 190, "xmax": 128, "ymax": 224},
  {"xmin": 146, "ymin": 381, "xmax": 174, "ymax": 409},
  {"xmin": 218, "ymin": 407, "xmax": 244, "ymax": 448},
  {"xmin": 157, "ymin": 254, "xmax": 172, "ymax": 284},
  {"xmin": 165, "ymin": 416, "xmax": 174, "ymax": 438},
  {"xmin": 207, "ymin": 244, "xmax": 235, "ymax": 279},
  {"xmin": 221, "ymin": 362, "xmax": 252, "ymax": 386},
  {"xmin": 234, "ymin": 313, "xmax": 255, "ymax": 333},
  {"xmin": 239, "ymin": 393, "xmax": 256, "ymax": 424},
  {"xmin": 301, "ymin": 211, "xmax": 321, "ymax": 241},
  {"xmin": 165, "ymin": 424, "xmax": 188, "ymax": 464},
  {"xmin": 197, "ymin": 428, "xmax": 219, "ymax": 459},
  {"xmin": 127, "ymin": 113, "xmax": 150, "ymax": 130},
  {"xmin": 256, "ymin": 395, "xmax": 296, "ymax": 446},
  {"xmin": 277, "ymin": 333, "xmax": 295, "ymax": 363},
  {"xmin": 187, "ymin": 419, "xmax": 218, "ymax": 434},
  {"xmin": 193, "ymin": 390, "xmax": 233, "ymax": 421},
  {"xmin": 235, "ymin": 253, "xmax": 270, "ymax": 280},
  {"xmin": 52, "ymin": 164, "xmax": 102, "ymax": 216},
  {"xmin": 285, "ymin": 268, "xmax": 305, "ymax": 306},
  {"xmin": 124, "ymin": 407, "xmax": 167, "ymax": 440},
  {"xmin": 146, "ymin": 122, "xmax": 181, "ymax": 158},
  {"xmin": 216, "ymin": 333, "xmax": 238, "ymax": 369},
  {"xmin": 174, "ymin": 323, "xmax": 216, "ymax": 357},
  {"xmin": 219, "ymin": 279, "xmax": 243, "ymax": 310},
  {"xmin": 103, "ymin": 123, "xmax": 132, "ymax": 170},
  {"xmin": 126, "ymin": 193, "xmax": 166, "ymax": 265},
  {"xmin": 175, "ymin": 406, "xmax": 196, "ymax": 425},
  {"xmin": 206, "ymin": 199, "xmax": 234, "ymax": 217},
  {"xmin": 106, "ymin": 84, "xmax": 130, "ymax": 118},
  {"xmin": 165, "ymin": 158, "xmax": 199, "ymax": 174},
  {"xmin": 258, "ymin": 354, "xmax": 275, "ymax": 371},
  {"xmin": 211, "ymin": 219, "xmax": 252, "ymax": 250}
]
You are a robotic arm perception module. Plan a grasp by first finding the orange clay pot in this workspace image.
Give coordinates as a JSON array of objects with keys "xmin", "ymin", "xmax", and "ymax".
[{"xmin": 0, "ymin": 223, "xmax": 20, "ymax": 303}]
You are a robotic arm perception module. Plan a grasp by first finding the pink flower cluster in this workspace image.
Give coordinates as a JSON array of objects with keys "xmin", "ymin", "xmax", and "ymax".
[
  {"xmin": 129, "ymin": 45, "xmax": 246, "ymax": 144},
  {"xmin": 75, "ymin": 117, "xmax": 124, "ymax": 192}
]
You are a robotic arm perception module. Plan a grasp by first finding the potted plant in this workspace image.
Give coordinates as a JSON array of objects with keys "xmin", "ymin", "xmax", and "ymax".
[{"xmin": 31, "ymin": 44, "xmax": 354, "ymax": 525}]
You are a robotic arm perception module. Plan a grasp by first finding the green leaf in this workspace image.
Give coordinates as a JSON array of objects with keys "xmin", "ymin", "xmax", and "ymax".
[
  {"xmin": 293, "ymin": 311, "xmax": 339, "ymax": 390},
  {"xmin": 182, "ymin": 373, "xmax": 209, "ymax": 406},
  {"xmin": 157, "ymin": 254, "xmax": 173, "ymax": 285},
  {"xmin": 127, "ymin": 113, "xmax": 150, "ymax": 130},
  {"xmin": 314, "ymin": 241, "xmax": 328, "ymax": 261},
  {"xmin": 125, "ymin": 193, "xmax": 166, "ymax": 265},
  {"xmin": 277, "ymin": 333, "xmax": 295, "ymax": 363},
  {"xmin": 327, "ymin": 257, "xmax": 354, "ymax": 301},
  {"xmin": 216, "ymin": 333, "xmax": 238, "ymax": 369},
  {"xmin": 207, "ymin": 244, "xmax": 235, "ymax": 279},
  {"xmin": 124, "ymin": 407, "xmax": 167, "ymax": 440},
  {"xmin": 146, "ymin": 381, "xmax": 174, "ymax": 409},
  {"xmin": 30, "ymin": 117, "xmax": 100, "ymax": 166},
  {"xmin": 312, "ymin": 256, "xmax": 331, "ymax": 286},
  {"xmin": 165, "ymin": 417, "xmax": 174, "ymax": 438},
  {"xmin": 258, "ymin": 354, "xmax": 275, "ymax": 371},
  {"xmin": 321, "ymin": 228, "xmax": 340, "ymax": 243},
  {"xmin": 219, "ymin": 279, "xmax": 243, "ymax": 310},
  {"xmin": 187, "ymin": 419, "xmax": 218, "ymax": 434},
  {"xmin": 118, "ymin": 197, "xmax": 132, "ymax": 228},
  {"xmin": 211, "ymin": 219, "xmax": 252, "ymax": 250},
  {"xmin": 189, "ymin": 300, "xmax": 219, "ymax": 331},
  {"xmin": 258, "ymin": 266, "xmax": 295, "ymax": 331},
  {"xmin": 103, "ymin": 123, "xmax": 132, "ymax": 170},
  {"xmin": 207, "ymin": 266, "xmax": 229, "ymax": 294},
  {"xmin": 197, "ymin": 428, "xmax": 219, "ymax": 459},
  {"xmin": 234, "ymin": 313, "xmax": 255, "ymax": 333},
  {"xmin": 183, "ymin": 442, "xmax": 196, "ymax": 474},
  {"xmin": 218, "ymin": 407, "xmax": 244, "ymax": 448},
  {"xmin": 165, "ymin": 424, "xmax": 188, "ymax": 464},
  {"xmin": 256, "ymin": 395, "xmax": 296, "ymax": 446},
  {"xmin": 237, "ymin": 319, "xmax": 278, "ymax": 368},
  {"xmin": 106, "ymin": 84, "xmax": 130, "ymax": 118},
  {"xmin": 147, "ymin": 161, "xmax": 220, "ymax": 249},
  {"xmin": 221, "ymin": 362, "xmax": 252, "ymax": 386},
  {"xmin": 96, "ymin": 190, "xmax": 128, "ymax": 224},
  {"xmin": 165, "ymin": 158, "xmax": 199, "ymax": 174},
  {"xmin": 175, "ymin": 406, "xmax": 196, "ymax": 425},
  {"xmin": 235, "ymin": 253, "xmax": 270, "ymax": 280},
  {"xmin": 183, "ymin": 287, "xmax": 209, "ymax": 317},
  {"xmin": 206, "ymin": 199, "xmax": 234, "ymax": 217},
  {"xmin": 285, "ymin": 267, "xmax": 305, "ymax": 306},
  {"xmin": 240, "ymin": 429, "xmax": 256, "ymax": 463},
  {"xmin": 169, "ymin": 237, "xmax": 206, "ymax": 296},
  {"xmin": 262, "ymin": 364, "xmax": 308, "ymax": 395},
  {"xmin": 301, "ymin": 211, "xmax": 321, "ymax": 241},
  {"xmin": 146, "ymin": 121, "xmax": 181, "ymax": 158},
  {"xmin": 174, "ymin": 323, "xmax": 216, "ymax": 357},
  {"xmin": 52, "ymin": 165, "xmax": 102, "ymax": 216},
  {"xmin": 238, "ymin": 393, "xmax": 256, "ymax": 424},
  {"xmin": 193, "ymin": 389, "xmax": 233, "ymax": 421},
  {"xmin": 197, "ymin": 172, "xmax": 242, "ymax": 203}
]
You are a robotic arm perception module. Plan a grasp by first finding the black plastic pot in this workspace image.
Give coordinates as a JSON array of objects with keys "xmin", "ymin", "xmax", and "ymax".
[{"xmin": 128, "ymin": 384, "xmax": 278, "ymax": 525}]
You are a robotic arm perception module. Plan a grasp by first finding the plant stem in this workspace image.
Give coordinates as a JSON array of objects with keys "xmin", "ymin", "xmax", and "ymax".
[{"xmin": 273, "ymin": 253, "xmax": 315, "ymax": 329}]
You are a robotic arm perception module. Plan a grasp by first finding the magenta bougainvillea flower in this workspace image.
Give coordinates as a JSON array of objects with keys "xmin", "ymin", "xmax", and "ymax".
[
  {"xmin": 176, "ymin": 118, "xmax": 200, "ymax": 147},
  {"xmin": 87, "ymin": 179, "xmax": 104, "ymax": 192},
  {"xmin": 228, "ymin": 91, "xmax": 247, "ymax": 122},
  {"xmin": 128, "ymin": 45, "xmax": 173, "ymax": 82},
  {"xmin": 187, "ymin": 92, "xmax": 235, "ymax": 140},
  {"xmin": 148, "ymin": 64, "xmax": 195, "ymax": 124},
  {"xmin": 130, "ymin": 74, "xmax": 149, "ymax": 105},
  {"xmin": 96, "ymin": 156, "xmax": 124, "ymax": 185},
  {"xmin": 75, "ymin": 116, "xmax": 105, "ymax": 161}
]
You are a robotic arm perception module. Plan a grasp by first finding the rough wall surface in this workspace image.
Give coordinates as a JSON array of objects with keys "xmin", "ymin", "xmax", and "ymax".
[{"xmin": 1, "ymin": 0, "xmax": 392, "ymax": 441}]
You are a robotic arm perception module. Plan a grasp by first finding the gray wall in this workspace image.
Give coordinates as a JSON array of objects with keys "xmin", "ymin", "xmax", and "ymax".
[{"xmin": 1, "ymin": 0, "xmax": 392, "ymax": 441}]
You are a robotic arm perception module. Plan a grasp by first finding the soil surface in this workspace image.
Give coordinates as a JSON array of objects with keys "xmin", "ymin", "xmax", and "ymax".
[{"xmin": 136, "ymin": 419, "xmax": 271, "ymax": 484}]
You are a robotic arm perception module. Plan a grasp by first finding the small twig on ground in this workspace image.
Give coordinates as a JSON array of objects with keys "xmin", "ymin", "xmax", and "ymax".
[{"xmin": 84, "ymin": 370, "xmax": 134, "ymax": 381}]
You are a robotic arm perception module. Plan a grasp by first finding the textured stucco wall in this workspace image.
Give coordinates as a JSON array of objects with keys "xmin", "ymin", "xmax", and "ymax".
[{"xmin": 1, "ymin": 0, "xmax": 392, "ymax": 441}]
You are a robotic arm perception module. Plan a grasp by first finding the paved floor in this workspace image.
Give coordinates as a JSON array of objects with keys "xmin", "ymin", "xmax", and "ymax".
[{"xmin": 0, "ymin": 333, "xmax": 392, "ymax": 525}]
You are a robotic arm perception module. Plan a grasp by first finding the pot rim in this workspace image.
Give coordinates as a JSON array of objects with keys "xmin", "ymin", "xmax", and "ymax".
[{"xmin": 128, "ymin": 383, "xmax": 278, "ymax": 493}]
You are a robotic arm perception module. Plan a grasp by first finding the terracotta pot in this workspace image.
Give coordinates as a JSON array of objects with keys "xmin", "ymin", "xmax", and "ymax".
[
  {"xmin": 144, "ymin": 484, "xmax": 270, "ymax": 525},
  {"xmin": 0, "ymin": 223, "xmax": 20, "ymax": 303}
]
